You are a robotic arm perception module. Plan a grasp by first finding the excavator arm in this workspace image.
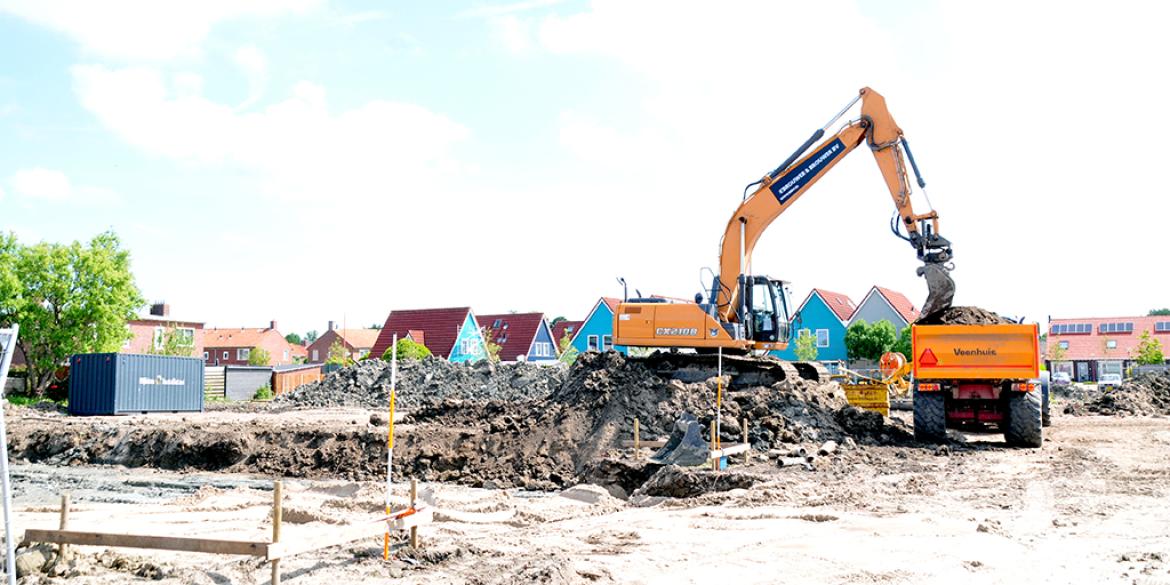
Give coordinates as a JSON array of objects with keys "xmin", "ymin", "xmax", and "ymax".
[{"xmin": 714, "ymin": 87, "xmax": 954, "ymax": 323}]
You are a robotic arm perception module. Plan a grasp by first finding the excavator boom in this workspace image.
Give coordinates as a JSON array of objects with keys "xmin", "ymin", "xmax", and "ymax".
[{"xmin": 614, "ymin": 87, "xmax": 954, "ymax": 357}]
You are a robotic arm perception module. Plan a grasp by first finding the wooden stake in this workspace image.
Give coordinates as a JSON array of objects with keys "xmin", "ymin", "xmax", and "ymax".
[
  {"xmin": 271, "ymin": 480, "xmax": 282, "ymax": 585},
  {"xmin": 409, "ymin": 478, "xmax": 419, "ymax": 549},
  {"xmin": 58, "ymin": 494, "xmax": 70, "ymax": 562},
  {"xmin": 742, "ymin": 418, "xmax": 749, "ymax": 447},
  {"xmin": 633, "ymin": 418, "xmax": 640, "ymax": 451}
]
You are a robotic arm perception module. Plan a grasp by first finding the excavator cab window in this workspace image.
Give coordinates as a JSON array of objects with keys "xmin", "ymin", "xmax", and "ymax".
[{"xmin": 747, "ymin": 276, "xmax": 782, "ymax": 343}]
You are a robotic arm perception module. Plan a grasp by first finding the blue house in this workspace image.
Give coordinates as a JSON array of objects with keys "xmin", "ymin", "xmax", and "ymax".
[
  {"xmin": 568, "ymin": 297, "xmax": 628, "ymax": 355},
  {"xmin": 478, "ymin": 313, "xmax": 560, "ymax": 363},
  {"xmin": 771, "ymin": 288, "xmax": 855, "ymax": 362},
  {"xmin": 371, "ymin": 307, "xmax": 486, "ymax": 363}
]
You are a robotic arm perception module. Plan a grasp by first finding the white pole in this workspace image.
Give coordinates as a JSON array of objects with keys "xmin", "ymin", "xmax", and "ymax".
[
  {"xmin": 716, "ymin": 346, "xmax": 723, "ymax": 449},
  {"xmin": 0, "ymin": 324, "xmax": 21, "ymax": 585},
  {"xmin": 383, "ymin": 334, "xmax": 397, "ymax": 560}
]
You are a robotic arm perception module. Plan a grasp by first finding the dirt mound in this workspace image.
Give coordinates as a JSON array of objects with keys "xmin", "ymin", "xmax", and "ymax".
[
  {"xmin": 1064, "ymin": 371, "xmax": 1170, "ymax": 416},
  {"xmin": 915, "ymin": 306, "xmax": 1011, "ymax": 325},
  {"xmin": 400, "ymin": 352, "xmax": 910, "ymax": 494},
  {"xmin": 275, "ymin": 357, "xmax": 566, "ymax": 410}
]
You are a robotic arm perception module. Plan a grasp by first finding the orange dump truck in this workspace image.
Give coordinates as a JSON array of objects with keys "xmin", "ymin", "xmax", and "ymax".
[{"xmin": 911, "ymin": 323, "xmax": 1045, "ymax": 447}]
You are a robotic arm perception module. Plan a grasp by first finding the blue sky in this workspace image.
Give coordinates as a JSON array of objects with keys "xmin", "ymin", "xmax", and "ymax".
[{"xmin": 2, "ymin": 1, "xmax": 1167, "ymax": 336}]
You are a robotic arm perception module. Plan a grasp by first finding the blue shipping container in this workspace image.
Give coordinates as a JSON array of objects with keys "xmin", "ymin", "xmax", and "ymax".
[{"xmin": 69, "ymin": 353, "xmax": 204, "ymax": 415}]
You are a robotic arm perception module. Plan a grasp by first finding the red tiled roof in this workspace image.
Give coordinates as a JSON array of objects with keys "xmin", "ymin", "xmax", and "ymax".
[
  {"xmin": 337, "ymin": 328, "xmax": 381, "ymax": 350},
  {"xmin": 812, "ymin": 289, "xmax": 855, "ymax": 321},
  {"xmin": 874, "ymin": 286, "xmax": 920, "ymax": 323},
  {"xmin": 1048, "ymin": 315, "xmax": 1170, "ymax": 361},
  {"xmin": 371, "ymin": 307, "xmax": 472, "ymax": 359},
  {"xmin": 204, "ymin": 327, "xmax": 277, "ymax": 349},
  {"xmin": 478, "ymin": 313, "xmax": 547, "ymax": 362},
  {"xmin": 552, "ymin": 320, "xmax": 583, "ymax": 345},
  {"xmin": 602, "ymin": 297, "xmax": 622, "ymax": 313},
  {"xmin": 406, "ymin": 330, "xmax": 425, "ymax": 346}
]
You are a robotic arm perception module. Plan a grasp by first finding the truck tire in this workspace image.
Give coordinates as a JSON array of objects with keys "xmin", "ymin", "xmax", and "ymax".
[
  {"xmin": 1041, "ymin": 379, "xmax": 1051, "ymax": 427},
  {"xmin": 913, "ymin": 391, "xmax": 947, "ymax": 443},
  {"xmin": 1005, "ymin": 391, "xmax": 1043, "ymax": 448}
]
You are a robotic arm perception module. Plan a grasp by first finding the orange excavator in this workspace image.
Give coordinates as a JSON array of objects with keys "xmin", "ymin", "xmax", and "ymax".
[{"xmin": 614, "ymin": 87, "xmax": 954, "ymax": 368}]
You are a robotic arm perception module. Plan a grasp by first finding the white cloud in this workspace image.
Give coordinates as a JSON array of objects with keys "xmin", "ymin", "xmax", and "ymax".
[
  {"xmin": 0, "ymin": 0, "xmax": 321, "ymax": 61},
  {"xmin": 521, "ymin": 0, "xmax": 1170, "ymax": 326},
  {"xmin": 335, "ymin": 10, "xmax": 389, "ymax": 26},
  {"xmin": 9, "ymin": 167, "xmax": 120, "ymax": 204},
  {"xmin": 0, "ymin": 185, "xmax": 5, "ymax": 200},
  {"xmin": 489, "ymin": 15, "xmax": 534, "ymax": 53},
  {"xmin": 233, "ymin": 45, "xmax": 269, "ymax": 109},
  {"xmin": 457, "ymin": 0, "xmax": 564, "ymax": 19},
  {"xmin": 70, "ymin": 64, "xmax": 469, "ymax": 209}
]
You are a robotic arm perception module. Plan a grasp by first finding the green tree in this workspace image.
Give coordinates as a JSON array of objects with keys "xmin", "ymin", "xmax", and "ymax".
[
  {"xmin": 147, "ymin": 324, "xmax": 196, "ymax": 357},
  {"xmin": 892, "ymin": 325, "xmax": 913, "ymax": 359},
  {"xmin": 1148, "ymin": 309, "xmax": 1170, "ymax": 316},
  {"xmin": 305, "ymin": 330, "xmax": 319, "ymax": 343},
  {"xmin": 326, "ymin": 339, "xmax": 351, "ymax": 366},
  {"xmin": 1133, "ymin": 330, "xmax": 1165, "ymax": 365},
  {"xmin": 285, "ymin": 332, "xmax": 303, "ymax": 345},
  {"xmin": 369, "ymin": 323, "xmax": 383, "ymax": 330},
  {"xmin": 557, "ymin": 331, "xmax": 574, "ymax": 355},
  {"xmin": 381, "ymin": 338, "xmax": 431, "ymax": 361},
  {"xmin": 844, "ymin": 319, "xmax": 897, "ymax": 361},
  {"xmin": 794, "ymin": 330, "xmax": 818, "ymax": 361},
  {"xmin": 253, "ymin": 384, "xmax": 273, "ymax": 400},
  {"xmin": 247, "ymin": 346, "xmax": 271, "ymax": 366},
  {"xmin": 1048, "ymin": 341, "xmax": 1067, "ymax": 362},
  {"xmin": 0, "ymin": 231, "xmax": 144, "ymax": 395}
]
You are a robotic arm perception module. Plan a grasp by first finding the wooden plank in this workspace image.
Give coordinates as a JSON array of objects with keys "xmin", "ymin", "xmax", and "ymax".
[
  {"xmin": 23, "ymin": 529, "xmax": 267, "ymax": 556},
  {"xmin": 266, "ymin": 517, "xmax": 391, "ymax": 561}
]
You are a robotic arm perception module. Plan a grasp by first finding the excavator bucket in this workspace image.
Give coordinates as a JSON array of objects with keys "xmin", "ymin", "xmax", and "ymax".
[
  {"xmin": 649, "ymin": 413, "xmax": 710, "ymax": 467},
  {"xmin": 918, "ymin": 262, "xmax": 955, "ymax": 317}
]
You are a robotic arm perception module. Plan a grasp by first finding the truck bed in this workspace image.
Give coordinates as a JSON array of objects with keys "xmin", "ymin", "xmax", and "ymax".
[{"xmin": 912, "ymin": 323, "xmax": 1039, "ymax": 380}]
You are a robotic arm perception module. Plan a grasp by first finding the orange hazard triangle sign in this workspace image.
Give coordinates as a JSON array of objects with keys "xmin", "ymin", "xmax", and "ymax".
[{"xmin": 919, "ymin": 348, "xmax": 938, "ymax": 366}]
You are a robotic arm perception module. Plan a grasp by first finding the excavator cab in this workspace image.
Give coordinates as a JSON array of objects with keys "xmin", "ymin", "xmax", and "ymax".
[{"xmin": 739, "ymin": 276, "xmax": 791, "ymax": 345}]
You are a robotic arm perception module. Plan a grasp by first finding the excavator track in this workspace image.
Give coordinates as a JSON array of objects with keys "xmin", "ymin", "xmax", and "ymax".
[{"xmin": 633, "ymin": 352, "xmax": 830, "ymax": 388}]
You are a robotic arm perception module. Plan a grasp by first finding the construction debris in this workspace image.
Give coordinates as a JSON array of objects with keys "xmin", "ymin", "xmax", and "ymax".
[
  {"xmin": 274, "ymin": 357, "xmax": 566, "ymax": 410},
  {"xmin": 1063, "ymin": 371, "xmax": 1170, "ymax": 416}
]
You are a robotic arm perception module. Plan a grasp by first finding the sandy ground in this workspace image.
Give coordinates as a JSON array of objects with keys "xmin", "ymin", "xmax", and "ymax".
[{"xmin": 5, "ymin": 411, "xmax": 1170, "ymax": 585}]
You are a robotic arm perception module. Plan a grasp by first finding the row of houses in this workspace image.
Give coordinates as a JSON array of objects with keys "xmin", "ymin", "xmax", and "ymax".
[
  {"xmin": 770, "ymin": 285, "xmax": 920, "ymax": 361},
  {"xmin": 73, "ymin": 297, "xmax": 630, "ymax": 370},
  {"xmin": 1046, "ymin": 315, "xmax": 1170, "ymax": 381}
]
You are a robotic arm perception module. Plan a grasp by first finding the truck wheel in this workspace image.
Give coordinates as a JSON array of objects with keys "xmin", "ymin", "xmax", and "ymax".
[
  {"xmin": 913, "ymin": 391, "xmax": 947, "ymax": 443},
  {"xmin": 1041, "ymin": 379, "xmax": 1051, "ymax": 427},
  {"xmin": 1005, "ymin": 391, "xmax": 1043, "ymax": 448}
]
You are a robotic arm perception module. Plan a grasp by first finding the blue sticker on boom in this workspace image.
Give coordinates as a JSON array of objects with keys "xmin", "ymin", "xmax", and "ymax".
[{"xmin": 770, "ymin": 138, "xmax": 846, "ymax": 204}]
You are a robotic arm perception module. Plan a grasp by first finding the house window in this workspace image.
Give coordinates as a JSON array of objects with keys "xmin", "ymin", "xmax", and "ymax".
[
  {"xmin": 238, "ymin": 348, "xmax": 250, "ymax": 361},
  {"xmin": 312, "ymin": 350, "xmax": 319, "ymax": 361},
  {"xmin": 602, "ymin": 335, "xmax": 612, "ymax": 351},
  {"xmin": 798, "ymin": 328, "xmax": 811, "ymax": 339},
  {"xmin": 587, "ymin": 335, "xmax": 600, "ymax": 351},
  {"xmin": 534, "ymin": 342, "xmax": 552, "ymax": 357},
  {"xmin": 283, "ymin": 349, "xmax": 289, "ymax": 361},
  {"xmin": 1058, "ymin": 341, "xmax": 1069, "ymax": 350},
  {"xmin": 175, "ymin": 328, "xmax": 194, "ymax": 347},
  {"xmin": 203, "ymin": 351, "xmax": 209, "ymax": 360},
  {"xmin": 1051, "ymin": 323, "xmax": 1092, "ymax": 335},
  {"xmin": 1106, "ymin": 340, "xmax": 1117, "ymax": 349},
  {"xmin": 153, "ymin": 327, "xmax": 165, "ymax": 350},
  {"xmin": 1156, "ymin": 322, "xmax": 1170, "ymax": 333},
  {"xmin": 815, "ymin": 329, "xmax": 830, "ymax": 348},
  {"xmin": 222, "ymin": 351, "xmax": 229, "ymax": 359}
]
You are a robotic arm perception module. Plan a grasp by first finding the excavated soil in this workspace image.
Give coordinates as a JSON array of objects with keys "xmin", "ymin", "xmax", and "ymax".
[
  {"xmin": 1064, "ymin": 371, "xmax": 1170, "ymax": 416},
  {"xmin": 274, "ymin": 357, "xmax": 566, "ymax": 410},
  {"xmin": 915, "ymin": 305, "xmax": 1011, "ymax": 325},
  {"xmin": 7, "ymin": 352, "xmax": 911, "ymax": 498}
]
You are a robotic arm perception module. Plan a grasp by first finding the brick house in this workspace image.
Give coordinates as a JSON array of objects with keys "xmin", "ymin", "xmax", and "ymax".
[
  {"xmin": 1047, "ymin": 315, "xmax": 1170, "ymax": 382},
  {"xmin": 306, "ymin": 321, "xmax": 382, "ymax": 363},
  {"xmin": 123, "ymin": 302, "xmax": 205, "ymax": 357},
  {"xmin": 203, "ymin": 321, "xmax": 297, "ymax": 366},
  {"xmin": 371, "ymin": 307, "xmax": 486, "ymax": 363},
  {"xmin": 478, "ymin": 313, "xmax": 560, "ymax": 363}
]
